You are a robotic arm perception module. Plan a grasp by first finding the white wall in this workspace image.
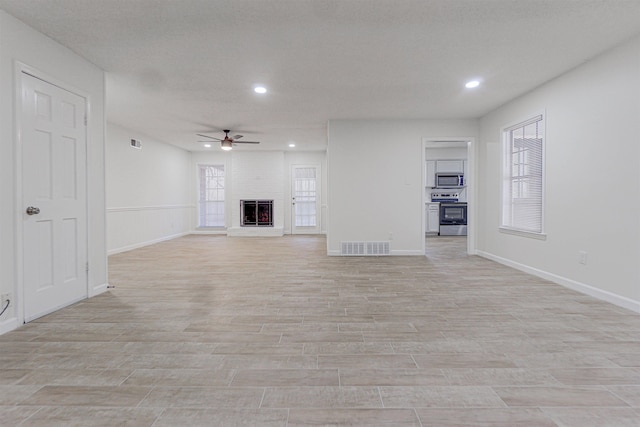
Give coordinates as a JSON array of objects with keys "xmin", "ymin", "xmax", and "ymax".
[
  {"xmin": 425, "ymin": 147, "xmax": 467, "ymax": 160},
  {"xmin": 0, "ymin": 11, "xmax": 107, "ymax": 332},
  {"xmin": 106, "ymin": 122, "xmax": 191, "ymax": 254},
  {"xmin": 327, "ymin": 119, "xmax": 478, "ymax": 255},
  {"xmin": 477, "ymin": 34, "xmax": 640, "ymax": 311}
]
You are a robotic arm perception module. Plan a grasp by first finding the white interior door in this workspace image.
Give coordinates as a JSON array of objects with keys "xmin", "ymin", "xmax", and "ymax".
[
  {"xmin": 21, "ymin": 72, "xmax": 88, "ymax": 322},
  {"xmin": 291, "ymin": 165, "xmax": 320, "ymax": 234}
]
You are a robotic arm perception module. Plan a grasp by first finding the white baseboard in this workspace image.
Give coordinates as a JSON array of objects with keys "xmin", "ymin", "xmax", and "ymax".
[
  {"xmin": 283, "ymin": 231, "xmax": 326, "ymax": 235},
  {"xmin": 191, "ymin": 229, "xmax": 227, "ymax": 235},
  {"xmin": 392, "ymin": 249, "xmax": 424, "ymax": 256},
  {"xmin": 226, "ymin": 227, "xmax": 284, "ymax": 237},
  {"xmin": 107, "ymin": 232, "xmax": 189, "ymax": 255},
  {"xmin": 0, "ymin": 317, "xmax": 19, "ymax": 335},
  {"xmin": 477, "ymin": 250, "xmax": 640, "ymax": 314},
  {"xmin": 90, "ymin": 282, "xmax": 109, "ymax": 297}
]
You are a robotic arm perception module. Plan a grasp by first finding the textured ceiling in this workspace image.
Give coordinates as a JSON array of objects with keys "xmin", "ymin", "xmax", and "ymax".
[{"xmin": 1, "ymin": 0, "xmax": 639, "ymax": 151}]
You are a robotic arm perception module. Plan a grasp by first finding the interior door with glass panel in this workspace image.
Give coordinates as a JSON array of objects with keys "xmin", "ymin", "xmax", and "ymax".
[{"xmin": 291, "ymin": 165, "xmax": 320, "ymax": 234}]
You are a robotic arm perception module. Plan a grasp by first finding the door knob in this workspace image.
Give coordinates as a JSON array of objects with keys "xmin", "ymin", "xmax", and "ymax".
[{"xmin": 26, "ymin": 206, "xmax": 40, "ymax": 215}]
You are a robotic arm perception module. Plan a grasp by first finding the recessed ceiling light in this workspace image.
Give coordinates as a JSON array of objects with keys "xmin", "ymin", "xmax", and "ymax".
[
  {"xmin": 465, "ymin": 80, "xmax": 480, "ymax": 89},
  {"xmin": 288, "ymin": 143, "xmax": 296, "ymax": 148},
  {"xmin": 203, "ymin": 143, "xmax": 211, "ymax": 148},
  {"xmin": 254, "ymin": 86, "xmax": 267, "ymax": 94}
]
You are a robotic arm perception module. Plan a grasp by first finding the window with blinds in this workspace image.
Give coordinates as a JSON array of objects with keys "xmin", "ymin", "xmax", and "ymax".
[
  {"xmin": 198, "ymin": 165, "xmax": 225, "ymax": 227},
  {"xmin": 501, "ymin": 114, "xmax": 545, "ymax": 236}
]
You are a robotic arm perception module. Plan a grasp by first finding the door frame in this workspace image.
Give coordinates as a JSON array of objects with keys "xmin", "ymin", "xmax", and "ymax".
[
  {"xmin": 422, "ymin": 137, "xmax": 476, "ymax": 256},
  {"xmin": 14, "ymin": 62, "xmax": 90, "ymax": 325},
  {"xmin": 290, "ymin": 163, "xmax": 322, "ymax": 234}
]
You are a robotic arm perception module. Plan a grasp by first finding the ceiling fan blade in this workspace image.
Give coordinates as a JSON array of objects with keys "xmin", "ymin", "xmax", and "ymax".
[
  {"xmin": 234, "ymin": 141, "xmax": 260, "ymax": 144},
  {"xmin": 232, "ymin": 134, "xmax": 244, "ymax": 140},
  {"xmin": 197, "ymin": 133, "xmax": 223, "ymax": 141}
]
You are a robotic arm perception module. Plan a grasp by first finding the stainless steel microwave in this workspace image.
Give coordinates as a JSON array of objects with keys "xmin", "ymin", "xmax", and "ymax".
[{"xmin": 435, "ymin": 173, "xmax": 464, "ymax": 188}]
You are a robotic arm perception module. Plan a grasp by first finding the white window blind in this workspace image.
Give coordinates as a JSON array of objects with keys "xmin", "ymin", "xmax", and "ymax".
[
  {"xmin": 198, "ymin": 165, "xmax": 225, "ymax": 227},
  {"xmin": 501, "ymin": 115, "xmax": 544, "ymax": 235}
]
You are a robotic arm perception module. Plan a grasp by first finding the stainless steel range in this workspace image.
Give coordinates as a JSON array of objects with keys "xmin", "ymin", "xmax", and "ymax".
[{"xmin": 431, "ymin": 192, "xmax": 467, "ymax": 236}]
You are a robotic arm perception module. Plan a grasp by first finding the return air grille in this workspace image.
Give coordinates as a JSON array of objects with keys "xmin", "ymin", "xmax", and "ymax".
[
  {"xmin": 367, "ymin": 241, "xmax": 390, "ymax": 255},
  {"xmin": 341, "ymin": 241, "xmax": 390, "ymax": 256}
]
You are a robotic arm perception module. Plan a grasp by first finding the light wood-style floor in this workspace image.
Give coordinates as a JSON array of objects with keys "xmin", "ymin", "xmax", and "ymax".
[{"xmin": 1, "ymin": 235, "xmax": 639, "ymax": 426}]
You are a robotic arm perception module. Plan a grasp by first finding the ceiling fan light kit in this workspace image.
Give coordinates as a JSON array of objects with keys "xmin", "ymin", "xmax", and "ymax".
[{"xmin": 196, "ymin": 129, "xmax": 261, "ymax": 151}]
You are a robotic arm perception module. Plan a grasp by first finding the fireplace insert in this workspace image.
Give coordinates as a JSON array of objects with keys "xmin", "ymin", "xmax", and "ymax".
[{"xmin": 241, "ymin": 200, "xmax": 273, "ymax": 227}]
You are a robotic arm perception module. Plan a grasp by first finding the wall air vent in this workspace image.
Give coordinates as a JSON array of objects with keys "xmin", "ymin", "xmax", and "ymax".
[
  {"xmin": 130, "ymin": 139, "xmax": 142, "ymax": 149},
  {"xmin": 341, "ymin": 241, "xmax": 390, "ymax": 256}
]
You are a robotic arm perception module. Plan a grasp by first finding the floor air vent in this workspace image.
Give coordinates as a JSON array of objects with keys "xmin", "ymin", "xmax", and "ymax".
[{"xmin": 341, "ymin": 241, "xmax": 390, "ymax": 256}]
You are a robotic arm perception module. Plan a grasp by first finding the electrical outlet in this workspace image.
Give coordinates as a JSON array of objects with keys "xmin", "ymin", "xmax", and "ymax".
[
  {"xmin": 1, "ymin": 293, "xmax": 11, "ymax": 308},
  {"xmin": 578, "ymin": 251, "xmax": 588, "ymax": 265}
]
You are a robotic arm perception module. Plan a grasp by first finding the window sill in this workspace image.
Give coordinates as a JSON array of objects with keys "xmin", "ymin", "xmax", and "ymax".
[{"xmin": 499, "ymin": 227, "xmax": 547, "ymax": 240}]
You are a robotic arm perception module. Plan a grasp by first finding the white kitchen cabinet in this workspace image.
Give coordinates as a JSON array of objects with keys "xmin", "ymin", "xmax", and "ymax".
[
  {"xmin": 425, "ymin": 160, "xmax": 436, "ymax": 187},
  {"xmin": 426, "ymin": 202, "xmax": 440, "ymax": 234},
  {"xmin": 436, "ymin": 160, "xmax": 464, "ymax": 173}
]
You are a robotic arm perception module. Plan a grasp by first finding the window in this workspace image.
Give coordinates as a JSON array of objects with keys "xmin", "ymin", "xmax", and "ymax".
[
  {"xmin": 501, "ymin": 114, "xmax": 545, "ymax": 236},
  {"xmin": 198, "ymin": 165, "xmax": 225, "ymax": 227}
]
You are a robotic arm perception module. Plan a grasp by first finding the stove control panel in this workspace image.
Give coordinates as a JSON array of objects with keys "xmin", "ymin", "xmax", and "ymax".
[{"xmin": 431, "ymin": 191, "xmax": 459, "ymax": 202}]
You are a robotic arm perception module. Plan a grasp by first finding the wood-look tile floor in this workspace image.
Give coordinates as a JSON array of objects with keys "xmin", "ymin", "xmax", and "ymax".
[{"xmin": 1, "ymin": 235, "xmax": 639, "ymax": 426}]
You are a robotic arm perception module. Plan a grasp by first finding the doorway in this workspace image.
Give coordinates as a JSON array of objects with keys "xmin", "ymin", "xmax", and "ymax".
[
  {"xmin": 291, "ymin": 165, "xmax": 321, "ymax": 234},
  {"xmin": 20, "ymin": 72, "xmax": 88, "ymax": 322},
  {"xmin": 422, "ymin": 138, "xmax": 475, "ymax": 256}
]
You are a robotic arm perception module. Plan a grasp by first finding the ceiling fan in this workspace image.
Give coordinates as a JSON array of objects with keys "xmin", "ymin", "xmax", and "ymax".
[{"xmin": 197, "ymin": 129, "xmax": 260, "ymax": 151}]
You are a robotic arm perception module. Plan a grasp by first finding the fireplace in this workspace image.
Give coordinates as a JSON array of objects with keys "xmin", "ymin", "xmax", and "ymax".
[{"xmin": 241, "ymin": 200, "xmax": 273, "ymax": 227}]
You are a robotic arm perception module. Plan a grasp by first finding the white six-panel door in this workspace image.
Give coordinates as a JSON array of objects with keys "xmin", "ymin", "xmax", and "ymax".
[{"xmin": 21, "ymin": 72, "xmax": 88, "ymax": 322}]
